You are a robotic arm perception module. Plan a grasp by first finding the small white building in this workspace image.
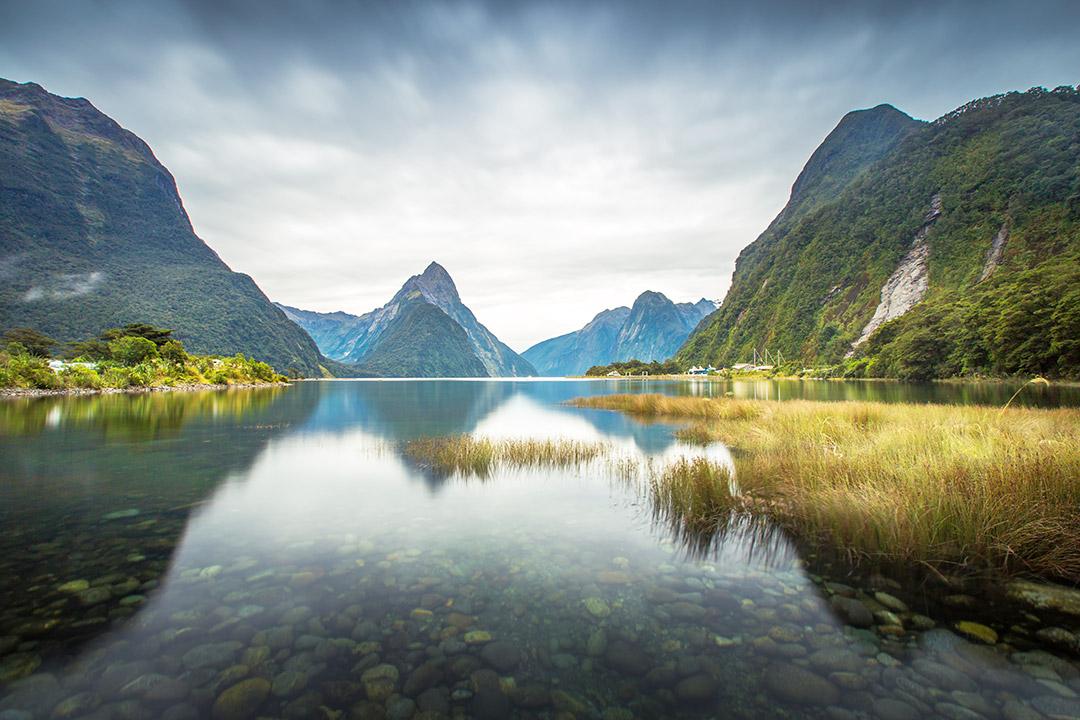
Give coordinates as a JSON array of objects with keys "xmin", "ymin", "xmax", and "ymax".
[
  {"xmin": 606, "ymin": 370, "xmax": 622, "ymax": 377},
  {"xmin": 48, "ymin": 360, "xmax": 98, "ymax": 373}
]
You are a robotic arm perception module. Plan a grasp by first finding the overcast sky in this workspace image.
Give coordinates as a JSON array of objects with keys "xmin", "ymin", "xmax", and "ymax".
[{"xmin": 1, "ymin": 1, "xmax": 1077, "ymax": 350}]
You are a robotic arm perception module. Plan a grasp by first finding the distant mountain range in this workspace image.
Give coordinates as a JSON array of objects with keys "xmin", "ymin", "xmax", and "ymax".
[
  {"xmin": 0, "ymin": 78, "xmax": 325, "ymax": 376},
  {"xmin": 677, "ymin": 87, "xmax": 1080, "ymax": 379},
  {"xmin": 523, "ymin": 291, "xmax": 714, "ymax": 376},
  {"xmin": 277, "ymin": 262, "xmax": 537, "ymax": 377}
]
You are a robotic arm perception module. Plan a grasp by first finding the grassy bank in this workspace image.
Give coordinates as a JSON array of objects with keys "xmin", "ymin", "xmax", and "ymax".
[{"xmin": 568, "ymin": 394, "xmax": 1080, "ymax": 582}]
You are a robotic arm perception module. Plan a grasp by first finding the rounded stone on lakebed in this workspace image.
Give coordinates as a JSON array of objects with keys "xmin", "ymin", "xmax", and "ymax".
[
  {"xmin": 463, "ymin": 630, "xmax": 493, "ymax": 644},
  {"xmin": 953, "ymin": 621, "xmax": 998, "ymax": 645},
  {"xmin": 675, "ymin": 674, "xmax": 718, "ymax": 703},
  {"xmin": 603, "ymin": 640, "xmax": 651, "ymax": 676},
  {"xmin": 361, "ymin": 663, "xmax": 400, "ymax": 701},
  {"xmin": 873, "ymin": 697, "xmax": 921, "ymax": 720},
  {"xmin": 583, "ymin": 597, "xmax": 611, "ymax": 618},
  {"xmin": 56, "ymin": 579, "xmax": 90, "ymax": 593},
  {"xmin": 829, "ymin": 595, "xmax": 873, "ymax": 628},
  {"xmin": 211, "ymin": 678, "xmax": 270, "ymax": 720},
  {"xmin": 874, "ymin": 591, "xmax": 909, "ymax": 613},
  {"xmin": 480, "ymin": 640, "xmax": 521, "ymax": 672},
  {"xmin": 763, "ymin": 663, "xmax": 839, "ymax": 705}
]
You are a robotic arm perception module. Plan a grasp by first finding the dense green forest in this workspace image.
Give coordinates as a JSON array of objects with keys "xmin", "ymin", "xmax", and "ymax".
[
  {"xmin": 0, "ymin": 324, "xmax": 284, "ymax": 390},
  {"xmin": 678, "ymin": 87, "xmax": 1080, "ymax": 379}
]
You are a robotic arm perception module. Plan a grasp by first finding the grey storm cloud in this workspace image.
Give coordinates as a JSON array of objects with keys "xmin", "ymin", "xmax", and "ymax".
[{"xmin": 1, "ymin": 0, "xmax": 1077, "ymax": 350}]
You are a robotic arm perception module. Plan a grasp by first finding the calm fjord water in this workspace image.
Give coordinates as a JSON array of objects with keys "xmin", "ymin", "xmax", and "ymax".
[{"xmin": 1, "ymin": 380, "xmax": 1078, "ymax": 719}]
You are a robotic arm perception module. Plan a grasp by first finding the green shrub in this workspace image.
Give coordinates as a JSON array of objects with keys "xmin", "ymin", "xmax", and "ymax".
[
  {"xmin": 1, "ymin": 352, "xmax": 60, "ymax": 389},
  {"xmin": 127, "ymin": 363, "xmax": 157, "ymax": 386},
  {"xmin": 101, "ymin": 366, "xmax": 134, "ymax": 388},
  {"xmin": 60, "ymin": 365, "xmax": 103, "ymax": 389},
  {"xmin": 109, "ymin": 336, "xmax": 159, "ymax": 366},
  {"xmin": 248, "ymin": 359, "xmax": 276, "ymax": 382},
  {"xmin": 160, "ymin": 339, "xmax": 188, "ymax": 365}
]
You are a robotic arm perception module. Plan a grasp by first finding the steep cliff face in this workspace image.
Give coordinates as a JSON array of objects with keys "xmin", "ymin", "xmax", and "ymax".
[
  {"xmin": 678, "ymin": 87, "xmax": 1080, "ymax": 378},
  {"xmin": 523, "ymin": 292, "xmax": 713, "ymax": 376},
  {"xmin": 278, "ymin": 263, "xmax": 536, "ymax": 377},
  {"xmin": 0, "ymin": 79, "xmax": 324, "ymax": 375}
]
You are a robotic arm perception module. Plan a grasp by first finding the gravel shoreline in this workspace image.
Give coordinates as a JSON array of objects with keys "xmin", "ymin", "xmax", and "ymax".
[{"xmin": 0, "ymin": 381, "xmax": 288, "ymax": 399}]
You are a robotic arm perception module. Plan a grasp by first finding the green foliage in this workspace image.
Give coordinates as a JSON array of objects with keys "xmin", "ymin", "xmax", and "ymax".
[
  {"xmin": 0, "ymin": 350, "xmax": 60, "ymax": 389},
  {"xmin": 60, "ymin": 364, "xmax": 102, "ymax": 389},
  {"xmin": 160, "ymin": 339, "xmax": 188, "ymax": 365},
  {"xmin": 2, "ymin": 326, "xmax": 57, "ymax": 357},
  {"xmin": 0, "ymin": 323, "xmax": 286, "ymax": 390},
  {"xmin": 679, "ymin": 87, "xmax": 1080, "ymax": 379},
  {"xmin": 65, "ymin": 338, "xmax": 111, "ymax": 360},
  {"xmin": 585, "ymin": 358, "xmax": 684, "ymax": 376},
  {"xmin": 109, "ymin": 335, "xmax": 159, "ymax": 366},
  {"xmin": 101, "ymin": 323, "xmax": 173, "ymax": 347}
]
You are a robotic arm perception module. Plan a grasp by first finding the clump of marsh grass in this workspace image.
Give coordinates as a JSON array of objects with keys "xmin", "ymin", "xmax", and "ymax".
[
  {"xmin": 403, "ymin": 435, "xmax": 610, "ymax": 477},
  {"xmin": 573, "ymin": 394, "xmax": 1080, "ymax": 582},
  {"xmin": 404, "ymin": 435, "xmax": 497, "ymax": 476},
  {"xmin": 649, "ymin": 458, "xmax": 737, "ymax": 534},
  {"xmin": 646, "ymin": 458, "xmax": 791, "ymax": 564},
  {"xmin": 674, "ymin": 423, "xmax": 722, "ymax": 445}
]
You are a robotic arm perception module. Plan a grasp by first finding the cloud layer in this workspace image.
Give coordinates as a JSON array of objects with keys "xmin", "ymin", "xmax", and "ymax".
[{"xmin": 2, "ymin": 0, "xmax": 1077, "ymax": 349}]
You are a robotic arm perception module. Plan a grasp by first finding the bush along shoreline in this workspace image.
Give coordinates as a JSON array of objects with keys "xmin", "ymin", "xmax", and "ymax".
[{"xmin": 0, "ymin": 324, "xmax": 287, "ymax": 396}]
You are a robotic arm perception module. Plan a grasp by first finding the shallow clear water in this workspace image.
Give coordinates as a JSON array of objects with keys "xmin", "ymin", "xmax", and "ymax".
[{"xmin": 0, "ymin": 380, "xmax": 1078, "ymax": 720}]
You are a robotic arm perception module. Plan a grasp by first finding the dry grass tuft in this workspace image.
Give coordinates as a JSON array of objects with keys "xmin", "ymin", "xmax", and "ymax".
[{"xmin": 404, "ymin": 435, "xmax": 609, "ymax": 477}]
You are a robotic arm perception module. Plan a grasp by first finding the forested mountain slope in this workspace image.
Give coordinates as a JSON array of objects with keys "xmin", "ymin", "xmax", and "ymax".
[
  {"xmin": 678, "ymin": 87, "xmax": 1080, "ymax": 379},
  {"xmin": 0, "ymin": 79, "xmax": 324, "ymax": 375}
]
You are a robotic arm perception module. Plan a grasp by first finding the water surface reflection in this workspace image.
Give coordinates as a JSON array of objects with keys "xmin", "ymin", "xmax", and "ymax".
[{"xmin": 0, "ymin": 380, "xmax": 1077, "ymax": 719}]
